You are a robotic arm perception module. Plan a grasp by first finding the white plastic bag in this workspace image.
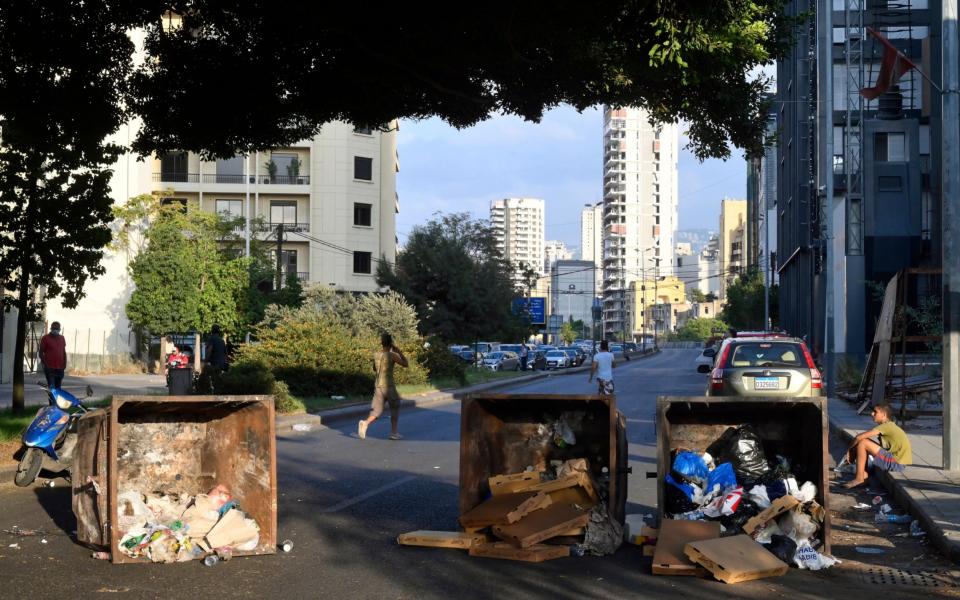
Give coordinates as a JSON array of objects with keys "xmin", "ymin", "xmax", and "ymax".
[
  {"xmin": 747, "ymin": 485, "xmax": 771, "ymax": 509},
  {"xmin": 792, "ymin": 481, "xmax": 817, "ymax": 503},
  {"xmin": 794, "ymin": 542, "xmax": 840, "ymax": 570}
]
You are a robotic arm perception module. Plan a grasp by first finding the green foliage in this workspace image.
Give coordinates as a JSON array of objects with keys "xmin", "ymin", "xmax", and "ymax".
[
  {"xmin": 216, "ymin": 361, "xmax": 303, "ymax": 413},
  {"xmin": 377, "ymin": 213, "xmax": 528, "ymax": 343},
  {"xmin": 236, "ymin": 289, "xmax": 428, "ymax": 397},
  {"xmin": 419, "ymin": 337, "xmax": 467, "ymax": 385},
  {"xmin": 689, "ymin": 288, "xmax": 707, "ymax": 303},
  {"xmin": 674, "ymin": 317, "xmax": 729, "ymax": 341},
  {"xmin": 560, "ymin": 322, "xmax": 577, "ymax": 344},
  {"xmin": 705, "ymin": 292, "xmax": 718, "ymax": 302},
  {"xmin": 720, "ymin": 269, "xmax": 778, "ymax": 330},
  {"xmin": 271, "ymin": 380, "xmax": 305, "ymax": 414}
]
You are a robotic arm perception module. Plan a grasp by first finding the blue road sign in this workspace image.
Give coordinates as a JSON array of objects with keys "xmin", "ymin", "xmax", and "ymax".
[{"xmin": 513, "ymin": 297, "xmax": 546, "ymax": 325}]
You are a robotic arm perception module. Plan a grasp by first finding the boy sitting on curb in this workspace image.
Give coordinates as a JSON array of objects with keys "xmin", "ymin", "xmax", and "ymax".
[{"xmin": 844, "ymin": 403, "xmax": 912, "ymax": 489}]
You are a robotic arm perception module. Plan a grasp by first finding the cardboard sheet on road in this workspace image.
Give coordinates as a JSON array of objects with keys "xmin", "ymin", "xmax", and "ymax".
[
  {"xmin": 469, "ymin": 541, "xmax": 570, "ymax": 562},
  {"xmin": 459, "ymin": 491, "xmax": 551, "ymax": 529},
  {"xmin": 492, "ymin": 503, "xmax": 589, "ymax": 548},
  {"xmin": 684, "ymin": 534, "xmax": 788, "ymax": 584},
  {"xmin": 397, "ymin": 531, "xmax": 489, "ymax": 549},
  {"xmin": 652, "ymin": 519, "xmax": 721, "ymax": 576}
]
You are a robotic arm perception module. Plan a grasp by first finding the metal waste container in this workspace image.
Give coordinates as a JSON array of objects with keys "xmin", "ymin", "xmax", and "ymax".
[
  {"xmin": 656, "ymin": 396, "xmax": 830, "ymax": 550},
  {"xmin": 460, "ymin": 393, "xmax": 628, "ymax": 524},
  {"xmin": 167, "ymin": 367, "xmax": 193, "ymax": 395},
  {"xmin": 73, "ymin": 395, "xmax": 277, "ymax": 563}
]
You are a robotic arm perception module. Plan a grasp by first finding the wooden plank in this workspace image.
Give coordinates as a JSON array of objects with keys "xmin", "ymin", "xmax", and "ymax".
[
  {"xmin": 743, "ymin": 495, "xmax": 800, "ymax": 535},
  {"xmin": 469, "ymin": 541, "xmax": 569, "ymax": 562},
  {"xmin": 397, "ymin": 531, "xmax": 489, "ymax": 549},
  {"xmin": 651, "ymin": 519, "xmax": 721, "ymax": 576},
  {"xmin": 459, "ymin": 491, "xmax": 551, "ymax": 529},
  {"xmin": 489, "ymin": 471, "xmax": 541, "ymax": 496},
  {"xmin": 684, "ymin": 535, "xmax": 788, "ymax": 584},
  {"xmin": 871, "ymin": 274, "xmax": 899, "ymax": 409},
  {"xmin": 492, "ymin": 504, "xmax": 590, "ymax": 548}
]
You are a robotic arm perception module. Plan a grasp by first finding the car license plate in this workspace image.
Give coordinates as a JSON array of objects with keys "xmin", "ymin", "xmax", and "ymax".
[{"xmin": 754, "ymin": 377, "xmax": 781, "ymax": 390}]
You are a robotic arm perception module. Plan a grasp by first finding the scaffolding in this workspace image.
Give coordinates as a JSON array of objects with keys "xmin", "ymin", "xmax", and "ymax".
[{"xmin": 844, "ymin": 0, "xmax": 865, "ymax": 256}]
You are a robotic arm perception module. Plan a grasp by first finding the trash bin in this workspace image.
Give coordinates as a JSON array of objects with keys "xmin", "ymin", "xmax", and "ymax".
[
  {"xmin": 167, "ymin": 367, "xmax": 193, "ymax": 395},
  {"xmin": 460, "ymin": 393, "xmax": 628, "ymax": 525},
  {"xmin": 655, "ymin": 396, "xmax": 829, "ymax": 551},
  {"xmin": 73, "ymin": 395, "xmax": 277, "ymax": 563}
]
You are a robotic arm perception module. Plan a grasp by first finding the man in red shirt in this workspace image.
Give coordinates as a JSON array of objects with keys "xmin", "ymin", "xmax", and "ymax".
[{"xmin": 39, "ymin": 321, "xmax": 67, "ymax": 390}]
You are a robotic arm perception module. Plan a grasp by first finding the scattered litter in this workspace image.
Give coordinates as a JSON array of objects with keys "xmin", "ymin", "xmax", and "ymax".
[
  {"xmin": 872, "ymin": 495, "xmax": 885, "ymax": 505},
  {"xmin": 852, "ymin": 502, "xmax": 872, "ymax": 511},
  {"xmin": 40, "ymin": 539, "xmax": 48, "ymax": 544},
  {"xmin": 91, "ymin": 551, "xmax": 111, "ymax": 560},
  {"xmin": 3, "ymin": 527, "xmax": 45, "ymax": 537},
  {"xmin": 762, "ymin": 534, "xmax": 797, "ymax": 564},
  {"xmin": 291, "ymin": 423, "xmax": 312, "ymax": 432},
  {"xmin": 910, "ymin": 520, "xmax": 926, "ymax": 537},
  {"xmin": 875, "ymin": 513, "xmax": 911, "ymax": 524},
  {"xmin": 855, "ymin": 546, "xmax": 887, "ymax": 555},
  {"xmin": 281, "ymin": 539, "xmax": 294, "ymax": 552},
  {"xmin": 8, "ymin": 543, "xmax": 19, "ymax": 549},
  {"xmin": 879, "ymin": 503, "xmax": 893, "ymax": 514},
  {"xmin": 794, "ymin": 542, "xmax": 840, "ymax": 570}
]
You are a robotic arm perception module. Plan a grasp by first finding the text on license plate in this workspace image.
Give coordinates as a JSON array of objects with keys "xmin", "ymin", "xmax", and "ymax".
[{"xmin": 754, "ymin": 377, "xmax": 781, "ymax": 390}]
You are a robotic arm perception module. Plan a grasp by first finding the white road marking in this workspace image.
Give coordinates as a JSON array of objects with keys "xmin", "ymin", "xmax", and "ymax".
[{"xmin": 319, "ymin": 475, "xmax": 418, "ymax": 513}]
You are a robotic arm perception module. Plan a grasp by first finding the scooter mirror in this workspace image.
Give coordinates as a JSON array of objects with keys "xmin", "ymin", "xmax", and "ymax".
[{"xmin": 85, "ymin": 385, "xmax": 93, "ymax": 398}]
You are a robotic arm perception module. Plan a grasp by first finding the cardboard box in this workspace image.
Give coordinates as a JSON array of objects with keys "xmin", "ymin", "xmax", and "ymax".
[
  {"xmin": 492, "ymin": 504, "xmax": 589, "ymax": 548},
  {"xmin": 651, "ymin": 519, "xmax": 721, "ymax": 576},
  {"xmin": 397, "ymin": 531, "xmax": 489, "ymax": 549},
  {"xmin": 743, "ymin": 495, "xmax": 800, "ymax": 535},
  {"xmin": 684, "ymin": 534, "xmax": 788, "ymax": 584},
  {"xmin": 459, "ymin": 491, "xmax": 552, "ymax": 529}
]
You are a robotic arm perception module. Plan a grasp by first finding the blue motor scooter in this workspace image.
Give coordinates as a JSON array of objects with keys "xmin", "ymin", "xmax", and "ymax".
[{"xmin": 14, "ymin": 383, "xmax": 93, "ymax": 487}]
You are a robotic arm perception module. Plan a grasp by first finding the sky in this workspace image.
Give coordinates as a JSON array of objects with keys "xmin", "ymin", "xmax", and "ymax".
[{"xmin": 394, "ymin": 105, "xmax": 748, "ymax": 255}]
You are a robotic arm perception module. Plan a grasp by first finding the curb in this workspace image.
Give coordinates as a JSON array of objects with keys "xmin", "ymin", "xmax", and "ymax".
[
  {"xmin": 313, "ymin": 349, "xmax": 659, "ymax": 426},
  {"xmin": 827, "ymin": 415, "xmax": 960, "ymax": 563}
]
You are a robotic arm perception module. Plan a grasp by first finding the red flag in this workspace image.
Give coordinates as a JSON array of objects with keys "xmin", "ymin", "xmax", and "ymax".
[{"xmin": 860, "ymin": 27, "xmax": 919, "ymax": 100}]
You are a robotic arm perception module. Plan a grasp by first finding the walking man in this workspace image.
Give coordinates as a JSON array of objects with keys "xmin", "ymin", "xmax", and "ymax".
[
  {"xmin": 844, "ymin": 404, "xmax": 912, "ymax": 489},
  {"xmin": 39, "ymin": 321, "xmax": 67, "ymax": 390},
  {"xmin": 519, "ymin": 343, "xmax": 529, "ymax": 371},
  {"xmin": 588, "ymin": 340, "xmax": 616, "ymax": 395},
  {"xmin": 204, "ymin": 324, "xmax": 227, "ymax": 393},
  {"xmin": 359, "ymin": 333, "xmax": 408, "ymax": 440}
]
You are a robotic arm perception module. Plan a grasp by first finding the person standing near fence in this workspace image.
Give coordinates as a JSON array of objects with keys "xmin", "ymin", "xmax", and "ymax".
[
  {"xmin": 358, "ymin": 333, "xmax": 408, "ymax": 440},
  {"xmin": 39, "ymin": 321, "xmax": 67, "ymax": 390}
]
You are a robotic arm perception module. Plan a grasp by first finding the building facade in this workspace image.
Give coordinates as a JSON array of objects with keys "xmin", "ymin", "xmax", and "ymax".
[
  {"xmin": 746, "ymin": 112, "xmax": 779, "ymax": 284},
  {"xmin": 580, "ymin": 201, "xmax": 603, "ymax": 264},
  {"xmin": 676, "ymin": 236, "xmax": 721, "ymax": 300},
  {"xmin": 490, "ymin": 197, "xmax": 546, "ymax": 282},
  {"xmin": 718, "ymin": 198, "xmax": 747, "ymax": 298},
  {"xmin": 628, "ymin": 275, "xmax": 686, "ymax": 341},
  {"xmin": 550, "ymin": 260, "xmax": 597, "ymax": 339},
  {"xmin": 600, "ymin": 106, "xmax": 679, "ymax": 340},
  {"xmin": 544, "ymin": 240, "xmax": 574, "ymax": 274}
]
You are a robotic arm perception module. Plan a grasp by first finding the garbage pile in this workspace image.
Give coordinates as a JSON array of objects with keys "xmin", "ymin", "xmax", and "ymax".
[
  {"xmin": 115, "ymin": 484, "xmax": 260, "ymax": 563},
  {"xmin": 399, "ymin": 457, "xmax": 621, "ymax": 562},
  {"xmin": 660, "ymin": 425, "xmax": 838, "ymax": 577}
]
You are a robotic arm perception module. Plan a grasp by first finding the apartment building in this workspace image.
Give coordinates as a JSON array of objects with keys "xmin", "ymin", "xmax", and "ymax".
[
  {"xmin": 39, "ymin": 121, "xmax": 398, "ymax": 371},
  {"xmin": 718, "ymin": 198, "xmax": 747, "ymax": 298},
  {"xmin": 544, "ymin": 240, "xmax": 574, "ymax": 274},
  {"xmin": 550, "ymin": 259, "xmax": 596, "ymax": 334},
  {"xmin": 600, "ymin": 106, "xmax": 679, "ymax": 340},
  {"xmin": 490, "ymin": 197, "xmax": 546, "ymax": 283},
  {"xmin": 676, "ymin": 236, "xmax": 721, "ymax": 300},
  {"xmin": 580, "ymin": 201, "xmax": 603, "ymax": 264}
]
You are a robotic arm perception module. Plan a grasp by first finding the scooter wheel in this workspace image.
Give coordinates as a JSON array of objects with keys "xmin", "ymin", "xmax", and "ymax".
[{"xmin": 14, "ymin": 448, "xmax": 43, "ymax": 487}]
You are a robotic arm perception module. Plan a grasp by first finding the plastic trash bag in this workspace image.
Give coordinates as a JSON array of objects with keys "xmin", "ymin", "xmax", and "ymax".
[
  {"xmin": 707, "ymin": 462, "xmax": 738, "ymax": 493},
  {"xmin": 752, "ymin": 518, "xmax": 784, "ymax": 544},
  {"xmin": 778, "ymin": 509, "xmax": 818, "ymax": 546},
  {"xmin": 793, "ymin": 481, "xmax": 817, "ymax": 503},
  {"xmin": 747, "ymin": 485, "xmax": 772, "ymax": 509},
  {"xmin": 672, "ymin": 451, "xmax": 709, "ymax": 485},
  {"xmin": 794, "ymin": 542, "xmax": 840, "ymax": 570},
  {"xmin": 706, "ymin": 425, "xmax": 770, "ymax": 481},
  {"xmin": 719, "ymin": 497, "xmax": 760, "ymax": 534},
  {"xmin": 763, "ymin": 534, "xmax": 798, "ymax": 565},
  {"xmin": 665, "ymin": 474, "xmax": 701, "ymax": 514},
  {"xmin": 583, "ymin": 502, "xmax": 623, "ymax": 556}
]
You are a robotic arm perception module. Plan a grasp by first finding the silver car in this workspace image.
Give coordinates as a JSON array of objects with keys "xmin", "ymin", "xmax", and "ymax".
[
  {"xmin": 544, "ymin": 350, "xmax": 570, "ymax": 369},
  {"xmin": 482, "ymin": 351, "xmax": 520, "ymax": 372},
  {"xmin": 706, "ymin": 337, "xmax": 822, "ymax": 397}
]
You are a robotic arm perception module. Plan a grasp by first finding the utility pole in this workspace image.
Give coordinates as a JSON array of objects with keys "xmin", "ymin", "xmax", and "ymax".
[
  {"xmin": 244, "ymin": 154, "xmax": 251, "ymax": 258},
  {"xmin": 817, "ymin": 0, "xmax": 836, "ymax": 394},
  {"xmin": 654, "ymin": 258, "xmax": 659, "ymax": 350},
  {"xmin": 942, "ymin": 0, "xmax": 960, "ymax": 471},
  {"xmin": 275, "ymin": 223, "xmax": 285, "ymax": 291}
]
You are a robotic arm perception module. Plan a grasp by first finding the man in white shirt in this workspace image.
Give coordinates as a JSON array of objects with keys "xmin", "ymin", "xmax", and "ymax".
[{"xmin": 589, "ymin": 340, "xmax": 616, "ymax": 395}]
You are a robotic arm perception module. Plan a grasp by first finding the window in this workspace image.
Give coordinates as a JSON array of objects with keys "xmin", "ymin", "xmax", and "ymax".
[
  {"xmin": 354, "ymin": 156, "xmax": 373, "ymax": 181},
  {"xmin": 354, "ymin": 125, "xmax": 373, "ymax": 135},
  {"xmin": 354, "ymin": 203, "xmax": 372, "ymax": 226},
  {"xmin": 160, "ymin": 151, "xmax": 188, "ymax": 182},
  {"xmin": 216, "ymin": 156, "xmax": 245, "ymax": 183},
  {"xmin": 270, "ymin": 201, "xmax": 296, "ymax": 225},
  {"xmin": 269, "ymin": 153, "xmax": 300, "ymax": 183},
  {"xmin": 353, "ymin": 251, "xmax": 372, "ymax": 274},
  {"xmin": 875, "ymin": 132, "xmax": 906, "ymax": 162},
  {"xmin": 215, "ymin": 199, "xmax": 242, "ymax": 218}
]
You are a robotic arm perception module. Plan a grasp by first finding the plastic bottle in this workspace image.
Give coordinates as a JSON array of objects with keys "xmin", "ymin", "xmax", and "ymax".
[
  {"xmin": 203, "ymin": 555, "xmax": 219, "ymax": 567},
  {"xmin": 875, "ymin": 513, "xmax": 911, "ymax": 524}
]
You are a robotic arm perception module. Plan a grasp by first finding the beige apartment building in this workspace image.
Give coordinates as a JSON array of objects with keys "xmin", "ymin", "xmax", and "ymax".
[
  {"xmin": 580, "ymin": 201, "xmax": 603, "ymax": 265},
  {"xmin": 490, "ymin": 197, "xmax": 546, "ymax": 283},
  {"xmin": 718, "ymin": 198, "xmax": 747, "ymax": 299}
]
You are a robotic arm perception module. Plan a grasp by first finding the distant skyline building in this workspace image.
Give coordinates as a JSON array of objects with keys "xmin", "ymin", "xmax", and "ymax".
[
  {"xmin": 490, "ymin": 197, "xmax": 546, "ymax": 283},
  {"xmin": 600, "ymin": 106, "xmax": 679, "ymax": 340},
  {"xmin": 677, "ymin": 235, "xmax": 720, "ymax": 299},
  {"xmin": 551, "ymin": 259, "xmax": 597, "ymax": 340},
  {"xmin": 580, "ymin": 201, "xmax": 603, "ymax": 265},
  {"xmin": 718, "ymin": 198, "xmax": 747, "ymax": 299},
  {"xmin": 544, "ymin": 240, "xmax": 574, "ymax": 274}
]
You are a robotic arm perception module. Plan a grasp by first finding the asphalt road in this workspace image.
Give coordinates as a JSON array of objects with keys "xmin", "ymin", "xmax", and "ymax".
[{"xmin": 0, "ymin": 349, "xmax": 957, "ymax": 599}]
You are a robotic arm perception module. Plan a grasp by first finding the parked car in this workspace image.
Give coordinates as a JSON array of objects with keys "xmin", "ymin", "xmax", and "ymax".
[
  {"xmin": 498, "ymin": 344, "xmax": 523, "ymax": 355},
  {"xmin": 456, "ymin": 348, "xmax": 477, "ymax": 364},
  {"xmin": 705, "ymin": 337, "xmax": 822, "ymax": 397},
  {"xmin": 609, "ymin": 344, "xmax": 625, "ymax": 361},
  {"xmin": 624, "ymin": 342, "xmax": 638, "ymax": 353},
  {"xmin": 482, "ymin": 351, "xmax": 520, "ymax": 372},
  {"xmin": 558, "ymin": 346, "xmax": 585, "ymax": 366},
  {"xmin": 544, "ymin": 350, "xmax": 570, "ymax": 369}
]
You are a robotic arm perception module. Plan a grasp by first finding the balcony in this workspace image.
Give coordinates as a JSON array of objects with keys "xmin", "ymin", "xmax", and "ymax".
[
  {"xmin": 154, "ymin": 173, "xmax": 311, "ymax": 185},
  {"xmin": 229, "ymin": 221, "xmax": 311, "ymax": 235}
]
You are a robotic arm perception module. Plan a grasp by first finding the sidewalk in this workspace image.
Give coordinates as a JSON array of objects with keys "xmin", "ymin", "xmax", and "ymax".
[
  {"xmin": 0, "ymin": 373, "xmax": 167, "ymax": 409},
  {"xmin": 828, "ymin": 396, "xmax": 960, "ymax": 562}
]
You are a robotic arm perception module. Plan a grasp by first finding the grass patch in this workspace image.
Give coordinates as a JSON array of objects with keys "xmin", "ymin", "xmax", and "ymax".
[{"xmin": 0, "ymin": 398, "xmax": 112, "ymax": 443}]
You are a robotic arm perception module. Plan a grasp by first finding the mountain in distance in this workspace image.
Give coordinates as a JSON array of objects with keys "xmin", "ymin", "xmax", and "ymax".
[{"xmin": 676, "ymin": 229, "xmax": 717, "ymax": 255}]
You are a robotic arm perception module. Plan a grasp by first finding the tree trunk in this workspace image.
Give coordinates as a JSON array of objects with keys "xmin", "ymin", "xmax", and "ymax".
[{"xmin": 11, "ymin": 269, "xmax": 30, "ymax": 414}]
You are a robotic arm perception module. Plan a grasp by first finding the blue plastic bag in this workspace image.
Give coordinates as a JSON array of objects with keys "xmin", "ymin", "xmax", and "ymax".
[
  {"xmin": 707, "ymin": 462, "xmax": 738, "ymax": 492},
  {"xmin": 665, "ymin": 473, "xmax": 696, "ymax": 500},
  {"xmin": 672, "ymin": 451, "xmax": 709, "ymax": 484}
]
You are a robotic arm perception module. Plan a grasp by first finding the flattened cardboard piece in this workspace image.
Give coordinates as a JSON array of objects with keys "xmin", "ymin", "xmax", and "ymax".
[
  {"xmin": 521, "ymin": 474, "xmax": 581, "ymax": 495},
  {"xmin": 397, "ymin": 530, "xmax": 489, "ymax": 549},
  {"xmin": 546, "ymin": 484, "xmax": 597, "ymax": 510},
  {"xmin": 489, "ymin": 471, "xmax": 542, "ymax": 496},
  {"xmin": 459, "ymin": 491, "xmax": 548, "ymax": 528},
  {"xmin": 492, "ymin": 503, "xmax": 590, "ymax": 548},
  {"xmin": 205, "ymin": 508, "xmax": 259, "ymax": 549},
  {"xmin": 684, "ymin": 534, "xmax": 788, "ymax": 584},
  {"xmin": 469, "ymin": 541, "xmax": 570, "ymax": 562},
  {"xmin": 806, "ymin": 501, "xmax": 826, "ymax": 524},
  {"xmin": 743, "ymin": 495, "xmax": 800, "ymax": 535},
  {"xmin": 651, "ymin": 519, "xmax": 721, "ymax": 576}
]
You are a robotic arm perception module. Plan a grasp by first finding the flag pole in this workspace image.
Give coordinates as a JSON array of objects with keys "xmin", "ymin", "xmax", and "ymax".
[{"xmin": 866, "ymin": 26, "xmax": 943, "ymax": 93}]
